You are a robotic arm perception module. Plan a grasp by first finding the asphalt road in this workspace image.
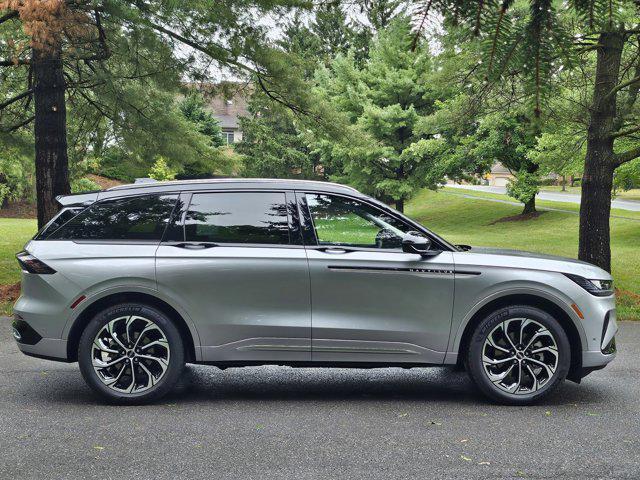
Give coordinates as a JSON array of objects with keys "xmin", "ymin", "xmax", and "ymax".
[
  {"xmin": 1, "ymin": 318, "xmax": 638, "ymax": 480},
  {"xmin": 447, "ymin": 184, "xmax": 640, "ymax": 211}
]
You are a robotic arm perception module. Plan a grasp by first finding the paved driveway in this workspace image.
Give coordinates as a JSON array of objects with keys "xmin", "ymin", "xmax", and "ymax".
[
  {"xmin": 447, "ymin": 184, "xmax": 640, "ymax": 211},
  {"xmin": 1, "ymin": 318, "xmax": 638, "ymax": 480}
]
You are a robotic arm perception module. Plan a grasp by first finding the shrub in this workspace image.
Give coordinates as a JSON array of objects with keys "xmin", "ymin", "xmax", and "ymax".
[
  {"xmin": 506, "ymin": 171, "xmax": 540, "ymax": 205},
  {"xmin": 71, "ymin": 177, "xmax": 101, "ymax": 193},
  {"xmin": 148, "ymin": 157, "xmax": 177, "ymax": 181}
]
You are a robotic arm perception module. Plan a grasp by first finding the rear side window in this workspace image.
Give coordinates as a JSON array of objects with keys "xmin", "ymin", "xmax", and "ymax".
[
  {"xmin": 47, "ymin": 194, "xmax": 178, "ymax": 241},
  {"xmin": 184, "ymin": 192, "xmax": 290, "ymax": 245},
  {"xmin": 35, "ymin": 207, "xmax": 83, "ymax": 240}
]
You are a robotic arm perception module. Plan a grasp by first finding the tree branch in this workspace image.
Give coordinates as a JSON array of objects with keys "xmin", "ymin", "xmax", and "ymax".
[
  {"xmin": 411, "ymin": 0, "xmax": 433, "ymax": 52},
  {"xmin": 603, "ymin": 73, "xmax": 640, "ymax": 102},
  {"xmin": 78, "ymin": 9, "xmax": 111, "ymax": 62},
  {"xmin": 615, "ymin": 145, "xmax": 640, "ymax": 165},
  {"xmin": 610, "ymin": 124, "xmax": 640, "ymax": 139},
  {"xmin": 0, "ymin": 58, "xmax": 30, "ymax": 67},
  {"xmin": 0, "ymin": 88, "xmax": 33, "ymax": 110},
  {"xmin": 0, "ymin": 10, "xmax": 18, "ymax": 25},
  {"xmin": 0, "ymin": 115, "xmax": 35, "ymax": 133},
  {"xmin": 145, "ymin": 21, "xmax": 256, "ymax": 75},
  {"xmin": 256, "ymin": 74, "xmax": 311, "ymax": 117}
]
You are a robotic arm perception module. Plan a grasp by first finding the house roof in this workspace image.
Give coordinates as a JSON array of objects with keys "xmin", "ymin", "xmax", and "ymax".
[{"xmin": 213, "ymin": 114, "xmax": 240, "ymax": 129}]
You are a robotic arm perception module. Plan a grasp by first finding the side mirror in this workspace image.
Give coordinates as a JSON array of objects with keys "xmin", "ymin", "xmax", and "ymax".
[{"xmin": 402, "ymin": 232, "xmax": 439, "ymax": 257}]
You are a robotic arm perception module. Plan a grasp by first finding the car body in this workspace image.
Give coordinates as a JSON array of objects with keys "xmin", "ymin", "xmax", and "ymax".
[{"xmin": 12, "ymin": 179, "xmax": 617, "ymax": 404}]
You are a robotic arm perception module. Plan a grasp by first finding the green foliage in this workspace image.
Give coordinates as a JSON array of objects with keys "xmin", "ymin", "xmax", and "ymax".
[
  {"xmin": 71, "ymin": 177, "xmax": 101, "ymax": 194},
  {"xmin": 528, "ymin": 129, "xmax": 585, "ymax": 179},
  {"xmin": 148, "ymin": 157, "xmax": 178, "ymax": 181},
  {"xmin": 313, "ymin": 17, "xmax": 447, "ymax": 210},
  {"xmin": 506, "ymin": 170, "xmax": 540, "ymax": 205},
  {"xmin": 0, "ymin": 146, "xmax": 34, "ymax": 205},
  {"xmin": 179, "ymin": 93, "xmax": 224, "ymax": 149},
  {"xmin": 237, "ymin": 94, "xmax": 321, "ymax": 179},
  {"xmin": 615, "ymin": 159, "xmax": 640, "ymax": 192}
]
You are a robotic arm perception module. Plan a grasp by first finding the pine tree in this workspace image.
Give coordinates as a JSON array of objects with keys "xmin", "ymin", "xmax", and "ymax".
[
  {"xmin": 315, "ymin": 17, "xmax": 446, "ymax": 212},
  {"xmin": 0, "ymin": 0, "xmax": 309, "ymax": 227}
]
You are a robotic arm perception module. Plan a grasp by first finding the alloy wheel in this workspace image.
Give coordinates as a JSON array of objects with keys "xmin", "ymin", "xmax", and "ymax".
[
  {"xmin": 482, "ymin": 318, "xmax": 559, "ymax": 395},
  {"xmin": 91, "ymin": 315, "xmax": 170, "ymax": 394}
]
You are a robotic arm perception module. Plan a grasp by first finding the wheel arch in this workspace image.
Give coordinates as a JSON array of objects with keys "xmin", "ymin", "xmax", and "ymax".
[
  {"xmin": 66, "ymin": 292, "xmax": 197, "ymax": 363},
  {"xmin": 455, "ymin": 293, "xmax": 584, "ymax": 382}
]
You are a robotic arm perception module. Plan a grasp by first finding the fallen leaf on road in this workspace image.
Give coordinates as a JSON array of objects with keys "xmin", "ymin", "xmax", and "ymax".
[
  {"xmin": 478, "ymin": 461, "xmax": 490, "ymax": 466},
  {"xmin": 460, "ymin": 439, "xmax": 469, "ymax": 443},
  {"xmin": 93, "ymin": 446, "xmax": 104, "ymax": 451},
  {"xmin": 461, "ymin": 455, "xmax": 472, "ymax": 462}
]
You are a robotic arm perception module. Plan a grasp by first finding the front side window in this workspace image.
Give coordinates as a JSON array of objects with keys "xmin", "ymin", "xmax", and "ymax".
[
  {"xmin": 47, "ymin": 194, "xmax": 178, "ymax": 241},
  {"xmin": 306, "ymin": 194, "xmax": 415, "ymax": 249},
  {"xmin": 184, "ymin": 192, "xmax": 290, "ymax": 245}
]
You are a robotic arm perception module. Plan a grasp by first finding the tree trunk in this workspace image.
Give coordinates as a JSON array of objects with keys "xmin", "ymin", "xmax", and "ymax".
[
  {"xmin": 32, "ymin": 45, "xmax": 70, "ymax": 229},
  {"xmin": 522, "ymin": 196, "xmax": 535, "ymax": 215},
  {"xmin": 396, "ymin": 198, "xmax": 404, "ymax": 213},
  {"xmin": 578, "ymin": 32, "xmax": 624, "ymax": 272},
  {"xmin": 561, "ymin": 175, "xmax": 566, "ymax": 192}
]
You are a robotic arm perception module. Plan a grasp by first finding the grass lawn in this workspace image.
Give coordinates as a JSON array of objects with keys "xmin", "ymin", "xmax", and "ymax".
[
  {"xmin": 540, "ymin": 185, "xmax": 640, "ymax": 201},
  {"xmin": 0, "ymin": 218, "xmax": 37, "ymax": 315},
  {"xmin": 442, "ymin": 186, "xmax": 640, "ymax": 220},
  {"xmin": 1, "ymin": 189, "xmax": 639, "ymax": 320},
  {"xmin": 407, "ymin": 189, "xmax": 640, "ymax": 321}
]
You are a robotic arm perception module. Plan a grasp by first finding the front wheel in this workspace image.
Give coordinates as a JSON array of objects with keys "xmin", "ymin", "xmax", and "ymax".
[
  {"xmin": 78, "ymin": 303, "xmax": 185, "ymax": 404},
  {"xmin": 466, "ymin": 305, "xmax": 571, "ymax": 405}
]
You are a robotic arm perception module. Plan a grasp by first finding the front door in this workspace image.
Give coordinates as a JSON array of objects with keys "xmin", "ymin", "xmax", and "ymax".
[
  {"xmin": 299, "ymin": 192, "xmax": 454, "ymax": 364},
  {"xmin": 156, "ymin": 190, "xmax": 311, "ymax": 362}
]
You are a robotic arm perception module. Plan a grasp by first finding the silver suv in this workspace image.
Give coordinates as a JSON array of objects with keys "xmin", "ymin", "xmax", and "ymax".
[{"xmin": 12, "ymin": 179, "xmax": 617, "ymax": 404}]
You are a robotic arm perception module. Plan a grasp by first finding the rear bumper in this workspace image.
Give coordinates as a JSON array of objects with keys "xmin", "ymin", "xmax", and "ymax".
[
  {"xmin": 15, "ymin": 338, "xmax": 70, "ymax": 362},
  {"xmin": 12, "ymin": 315, "xmax": 70, "ymax": 362}
]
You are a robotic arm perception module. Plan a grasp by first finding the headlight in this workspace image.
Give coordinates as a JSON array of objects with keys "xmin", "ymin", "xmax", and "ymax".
[{"xmin": 564, "ymin": 273, "xmax": 614, "ymax": 297}]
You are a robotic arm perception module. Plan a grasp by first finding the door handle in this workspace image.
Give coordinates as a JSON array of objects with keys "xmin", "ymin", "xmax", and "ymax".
[
  {"xmin": 318, "ymin": 247, "xmax": 350, "ymax": 254},
  {"xmin": 171, "ymin": 242, "xmax": 216, "ymax": 249}
]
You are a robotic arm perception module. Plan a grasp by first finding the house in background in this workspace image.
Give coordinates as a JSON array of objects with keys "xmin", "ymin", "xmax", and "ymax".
[
  {"xmin": 198, "ymin": 83, "xmax": 250, "ymax": 145},
  {"xmin": 486, "ymin": 161, "xmax": 513, "ymax": 187}
]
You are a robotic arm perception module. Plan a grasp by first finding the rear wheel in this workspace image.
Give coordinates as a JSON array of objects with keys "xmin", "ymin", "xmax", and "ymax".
[
  {"xmin": 78, "ymin": 303, "xmax": 184, "ymax": 404},
  {"xmin": 466, "ymin": 305, "xmax": 571, "ymax": 405}
]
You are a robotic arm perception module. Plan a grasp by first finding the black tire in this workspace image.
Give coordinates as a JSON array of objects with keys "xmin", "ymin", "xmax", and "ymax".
[
  {"xmin": 466, "ymin": 305, "xmax": 571, "ymax": 405},
  {"xmin": 78, "ymin": 303, "xmax": 185, "ymax": 404}
]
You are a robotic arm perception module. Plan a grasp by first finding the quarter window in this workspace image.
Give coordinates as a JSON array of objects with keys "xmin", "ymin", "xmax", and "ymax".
[
  {"xmin": 47, "ymin": 194, "xmax": 178, "ymax": 241},
  {"xmin": 306, "ymin": 194, "xmax": 414, "ymax": 249},
  {"xmin": 184, "ymin": 192, "xmax": 290, "ymax": 245}
]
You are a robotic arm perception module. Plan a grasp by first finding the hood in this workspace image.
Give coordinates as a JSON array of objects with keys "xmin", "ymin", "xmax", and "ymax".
[
  {"xmin": 454, "ymin": 246, "xmax": 612, "ymax": 280},
  {"xmin": 468, "ymin": 246, "xmax": 591, "ymax": 265}
]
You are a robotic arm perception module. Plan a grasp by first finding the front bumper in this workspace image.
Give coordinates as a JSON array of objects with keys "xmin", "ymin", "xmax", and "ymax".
[{"xmin": 581, "ymin": 309, "xmax": 617, "ymax": 368}]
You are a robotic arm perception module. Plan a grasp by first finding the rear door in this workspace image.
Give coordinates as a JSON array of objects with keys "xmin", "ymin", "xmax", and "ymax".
[
  {"xmin": 156, "ymin": 190, "xmax": 311, "ymax": 362},
  {"xmin": 298, "ymin": 192, "xmax": 455, "ymax": 365}
]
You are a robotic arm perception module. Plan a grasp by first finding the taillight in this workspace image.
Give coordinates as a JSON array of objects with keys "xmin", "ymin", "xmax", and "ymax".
[{"xmin": 16, "ymin": 251, "xmax": 56, "ymax": 274}]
